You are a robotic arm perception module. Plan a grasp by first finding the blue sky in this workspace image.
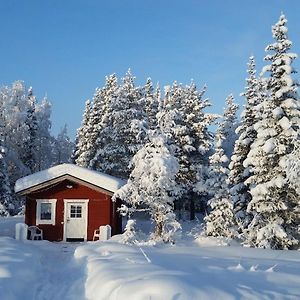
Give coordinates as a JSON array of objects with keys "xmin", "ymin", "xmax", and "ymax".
[{"xmin": 1, "ymin": 0, "xmax": 299, "ymax": 138}]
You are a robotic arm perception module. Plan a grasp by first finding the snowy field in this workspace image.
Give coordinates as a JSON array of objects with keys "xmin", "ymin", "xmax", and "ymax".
[{"xmin": 1, "ymin": 217, "xmax": 300, "ymax": 300}]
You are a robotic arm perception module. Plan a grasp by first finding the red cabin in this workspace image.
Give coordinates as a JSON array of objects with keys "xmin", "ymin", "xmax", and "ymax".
[{"xmin": 15, "ymin": 164, "xmax": 124, "ymax": 241}]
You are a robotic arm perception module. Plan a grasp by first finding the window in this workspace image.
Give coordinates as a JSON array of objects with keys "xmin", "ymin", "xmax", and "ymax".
[
  {"xmin": 40, "ymin": 203, "xmax": 52, "ymax": 220},
  {"xmin": 70, "ymin": 205, "xmax": 82, "ymax": 218},
  {"xmin": 36, "ymin": 199, "xmax": 57, "ymax": 225}
]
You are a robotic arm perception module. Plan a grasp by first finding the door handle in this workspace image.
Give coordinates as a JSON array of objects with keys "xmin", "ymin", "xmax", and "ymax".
[{"xmin": 66, "ymin": 218, "xmax": 70, "ymax": 222}]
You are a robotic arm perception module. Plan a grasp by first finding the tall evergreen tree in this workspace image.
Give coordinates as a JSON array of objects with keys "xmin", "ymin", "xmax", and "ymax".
[
  {"xmin": 229, "ymin": 56, "xmax": 262, "ymax": 228},
  {"xmin": 203, "ymin": 107, "xmax": 236, "ymax": 238},
  {"xmin": 34, "ymin": 96, "xmax": 53, "ymax": 171},
  {"xmin": 244, "ymin": 14, "xmax": 300, "ymax": 249},
  {"xmin": 76, "ymin": 88, "xmax": 106, "ymax": 168},
  {"xmin": 158, "ymin": 82, "xmax": 216, "ymax": 219},
  {"xmin": 91, "ymin": 70, "xmax": 146, "ymax": 178},
  {"xmin": 220, "ymin": 94, "xmax": 239, "ymax": 161},
  {"xmin": 73, "ymin": 100, "xmax": 92, "ymax": 166},
  {"xmin": 22, "ymin": 87, "xmax": 38, "ymax": 173},
  {"xmin": 142, "ymin": 78, "xmax": 159, "ymax": 131},
  {"xmin": 53, "ymin": 124, "xmax": 74, "ymax": 165},
  {"xmin": 0, "ymin": 118, "xmax": 13, "ymax": 216}
]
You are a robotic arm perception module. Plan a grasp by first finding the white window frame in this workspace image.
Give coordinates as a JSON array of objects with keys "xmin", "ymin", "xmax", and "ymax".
[{"xmin": 36, "ymin": 199, "xmax": 57, "ymax": 225}]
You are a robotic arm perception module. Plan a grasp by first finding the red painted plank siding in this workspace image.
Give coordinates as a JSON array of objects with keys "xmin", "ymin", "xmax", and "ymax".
[{"xmin": 24, "ymin": 179, "xmax": 122, "ymax": 241}]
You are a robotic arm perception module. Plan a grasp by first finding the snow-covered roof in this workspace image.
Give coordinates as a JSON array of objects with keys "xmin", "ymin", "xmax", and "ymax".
[{"xmin": 15, "ymin": 163, "xmax": 125, "ymax": 194}]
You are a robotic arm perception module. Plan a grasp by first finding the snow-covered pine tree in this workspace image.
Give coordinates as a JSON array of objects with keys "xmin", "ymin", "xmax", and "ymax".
[
  {"xmin": 88, "ymin": 74, "xmax": 118, "ymax": 170},
  {"xmin": 142, "ymin": 78, "xmax": 159, "ymax": 131},
  {"xmin": 0, "ymin": 118, "xmax": 13, "ymax": 216},
  {"xmin": 0, "ymin": 81, "xmax": 56, "ymax": 213},
  {"xmin": 91, "ymin": 70, "xmax": 146, "ymax": 179},
  {"xmin": 53, "ymin": 124, "xmax": 74, "ymax": 165},
  {"xmin": 220, "ymin": 94, "xmax": 239, "ymax": 162},
  {"xmin": 244, "ymin": 14, "xmax": 300, "ymax": 249},
  {"xmin": 158, "ymin": 82, "xmax": 216, "ymax": 219},
  {"xmin": 114, "ymin": 134, "xmax": 181, "ymax": 243},
  {"xmin": 204, "ymin": 110, "xmax": 236, "ymax": 238},
  {"xmin": 76, "ymin": 88, "xmax": 107, "ymax": 168},
  {"xmin": 73, "ymin": 100, "xmax": 92, "ymax": 166},
  {"xmin": 34, "ymin": 96, "xmax": 54, "ymax": 171},
  {"xmin": 22, "ymin": 87, "xmax": 38, "ymax": 173},
  {"xmin": 121, "ymin": 219, "xmax": 138, "ymax": 244},
  {"xmin": 228, "ymin": 56, "xmax": 262, "ymax": 229},
  {"xmin": 285, "ymin": 139, "xmax": 300, "ymax": 196},
  {"xmin": 1, "ymin": 81, "xmax": 31, "ymax": 183}
]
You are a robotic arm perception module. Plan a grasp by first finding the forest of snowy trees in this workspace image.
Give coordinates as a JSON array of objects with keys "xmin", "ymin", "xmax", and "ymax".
[
  {"xmin": 1, "ymin": 14, "xmax": 300, "ymax": 250},
  {"xmin": 73, "ymin": 14, "xmax": 300, "ymax": 250},
  {"xmin": 0, "ymin": 81, "xmax": 74, "ymax": 216}
]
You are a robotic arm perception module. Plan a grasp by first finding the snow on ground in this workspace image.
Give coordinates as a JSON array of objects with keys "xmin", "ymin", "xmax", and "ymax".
[
  {"xmin": 1, "ymin": 216, "xmax": 300, "ymax": 300},
  {"xmin": 0, "ymin": 217, "xmax": 85, "ymax": 300},
  {"xmin": 75, "ymin": 236, "xmax": 300, "ymax": 300}
]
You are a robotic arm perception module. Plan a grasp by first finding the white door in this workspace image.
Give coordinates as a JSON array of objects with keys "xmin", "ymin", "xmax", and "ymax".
[{"xmin": 64, "ymin": 200, "xmax": 88, "ymax": 241}]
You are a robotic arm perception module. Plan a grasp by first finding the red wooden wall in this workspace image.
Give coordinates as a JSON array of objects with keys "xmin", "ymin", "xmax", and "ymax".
[{"xmin": 25, "ymin": 179, "xmax": 122, "ymax": 241}]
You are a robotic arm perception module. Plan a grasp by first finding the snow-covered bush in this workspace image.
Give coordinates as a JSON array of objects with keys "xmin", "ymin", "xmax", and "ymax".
[{"xmin": 121, "ymin": 219, "xmax": 138, "ymax": 244}]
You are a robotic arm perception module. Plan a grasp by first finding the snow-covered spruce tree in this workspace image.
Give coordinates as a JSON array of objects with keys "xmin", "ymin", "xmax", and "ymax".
[
  {"xmin": 88, "ymin": 74, "xmax": 118, "ymax": 170},
  {"xmin": 52, "ymin": 124, "xmax": 74, "ymax": 165},
  {"xmin": 220, "ymin": 94, "xmax": 239, "ymax": 162},
  {"xmin": 203, "ymin": 111, "xmax": 236, "ymax": 238},
  {"xmin": 142, "ymin": 78, "xmax": 159, "ymax": 131},
  {"xmin": 228, "ymin": 56, "xmax": 263, "ymax": 229},
  {"xmin": 114, "ymin": 134, "xmax": 181, "ymax": 243},
  {"xmin": 91, "ymin": 70, "xmax": 147, "ymax": 179},
  {"xmin": 0, "ymin": 81, "xmax": 32, "ymax": 182},
  {"xmin": 21, "ymin": 87, "xmax": 38, "ymax": 173},
  {"xmin": 244, "ymin": 14, "xmax": 300, "ymax": 249},
  {"xmin": 158, "ymin": 82, "xmax": 216, "ymax": 219},
  {"xmin": 0, "ymin": 121, "xmax": 13, "ymax": 216},
  {"xmin": 34, "ymin": 96, "xmax": 54, "ymax": 171},
  {"xmin": 285, "ymin": 139, "xmax": 300, "ymax": 196},
  {"xmin": 75, "ymin": 88, "xmax": 106, "ymax": 168},
  {"xmin": 121, "ymin": 219, "xmax": 138, "ymax": 244},
  {"xmin": 73, "ymin": 100, "xmax": 92, "ymax": 166}
]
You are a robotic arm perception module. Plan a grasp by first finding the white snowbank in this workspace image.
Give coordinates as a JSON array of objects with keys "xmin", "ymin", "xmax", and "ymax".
[
  {"xmin": 15, "ymin": 163, "xmax": 125, "ymax": 194},
  {"xmin": 2, "ymin": 216, "xmax": 300, "ymax": 300},
  {"xmin": 75, "ymin": 237, "xmax": 300, "ymax": 300}
]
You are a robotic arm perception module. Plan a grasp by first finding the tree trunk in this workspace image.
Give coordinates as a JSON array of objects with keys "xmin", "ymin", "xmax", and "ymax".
[{"xmin": 190, "ymin": 198, "xmax": 195, "ymax": 220}]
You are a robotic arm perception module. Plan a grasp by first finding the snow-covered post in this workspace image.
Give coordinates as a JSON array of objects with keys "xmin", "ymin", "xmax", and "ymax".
[{"xmin": 15, "ymin": 223, "xmax": 28, "ymax": 241}]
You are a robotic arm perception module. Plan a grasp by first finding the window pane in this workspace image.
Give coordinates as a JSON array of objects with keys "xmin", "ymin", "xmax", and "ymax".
[
  {"xmin": 40, "ymin": 203, "xmax": 52, "ymax": 220},
  {"xmin": 76, "ymin": 206, "xmax": 82, "ymax": 218},
  {"xmin": 70, "ymin": 205, "xmax": 82, "ymax": 218}
]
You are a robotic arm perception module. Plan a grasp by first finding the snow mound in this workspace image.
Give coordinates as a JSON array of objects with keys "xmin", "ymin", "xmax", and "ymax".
[{"xmin": 195, "ymin": 236, "xmax": 230, "ymax": 247}]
